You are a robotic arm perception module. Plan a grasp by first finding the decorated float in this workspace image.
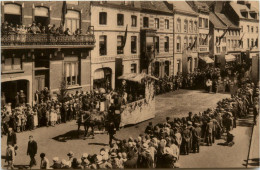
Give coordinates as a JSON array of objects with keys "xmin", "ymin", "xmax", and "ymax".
[{"xmin": 118, "ymin": 72, "xmax": 158, "ymax": 127}]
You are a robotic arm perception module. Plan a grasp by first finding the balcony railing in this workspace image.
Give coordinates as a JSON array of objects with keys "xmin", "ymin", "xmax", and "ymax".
[{"xmin": 1, "ymin": 33, "xmax": 96, "ymax": 47}]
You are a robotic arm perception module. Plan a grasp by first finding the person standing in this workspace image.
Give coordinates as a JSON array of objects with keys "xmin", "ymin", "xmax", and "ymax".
[
  {"xmin": 27, "ymin": 135, "xmax": 38, "ymax": 167},
  {"xmin": 205, "ymin": 79, "xmax": 212, "ymax": 93},
  {"xmin": 107, "ymin": 121, "xmax": 117, "ymax": 145},
  {"xmin": 182, "ymin": 124, "xmax": 191, "ymax": 155},
  {"xmin": 206, "ymin": 118, "xmax": 213, "ymax": 146},
  {"xmin": 192, "ymin": 123, "xmax": 201, "ymax": 153},
  {"xmin": 6, "ymin": 144, "xmax": 15, "ymax": 169},
  {"xmin": 7, "ymin": 128, "xmax": 17, "ymax": 147}
]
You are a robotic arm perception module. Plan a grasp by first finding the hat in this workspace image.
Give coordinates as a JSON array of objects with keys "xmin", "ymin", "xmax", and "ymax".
[
  {"xmin": 82, "ymin": 153, "xmax": 88, "ymax": 159},
  {"xmin": 143, "ymin": 143, "xmax": 149, "ymax": 150},
  {"xmin": 67, "ymin": 151, "xmax": 74, "ymax": 157},
  {"xmin": 53, "ymin": 157, "xmax": 59, "ymax": 162},
  {"xmin": 100, "ymin": 150, "xmax": 106, "ymax": 156},
  {"xmin": 187, "ymin": 121, "xmax": 192, "ymax": 125},
  {"xmin": 110, "ymin": 152, "xmax": 117, "ymax": 158}
]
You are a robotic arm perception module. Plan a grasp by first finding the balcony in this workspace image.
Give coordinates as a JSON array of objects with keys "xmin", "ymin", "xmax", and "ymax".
[{"xmin": 1, "ymin": 33, "xmax": 96, "ymax": 49}]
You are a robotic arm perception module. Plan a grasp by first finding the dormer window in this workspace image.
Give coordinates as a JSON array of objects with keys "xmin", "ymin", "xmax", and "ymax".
[
  {"xmin": 250, "ymin": 12, "xmax": 257, "ymax": 19},
  {"xmin": 241, "ymin": 11, "xmax": 248, "ymax": 18}
]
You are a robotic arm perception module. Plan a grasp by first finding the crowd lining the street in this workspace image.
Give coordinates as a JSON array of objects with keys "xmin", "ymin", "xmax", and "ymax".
[{"xmin": 4, "ymin": 78, "xmax": 259, "ymax": 169}]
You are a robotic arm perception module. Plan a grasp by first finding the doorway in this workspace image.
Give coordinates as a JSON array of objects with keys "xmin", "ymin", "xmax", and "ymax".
[{"xmin": 4, "ymin": 14, "xmax": 21, "ymax": 25}]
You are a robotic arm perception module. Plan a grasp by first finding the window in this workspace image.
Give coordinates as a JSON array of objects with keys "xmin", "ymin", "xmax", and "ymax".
[
  {"xmin": 251, "ymin": 38, "xmax": 254, "ymax": 47},
  {"xmin": 222, "ymin": 46, "xmax": 226, "ymax": 52},
  {"xmin": 216, "ymin": 46, "xmax": 220, "ymax": 53},
  {"xmin": 247, "ymin": 25, "xmax": 250, "ymax": 32},
  {"xmin": 194, "ymin": 58, "xmax": 198, "ymax": 69},
  {"xmin": 256, "ymin": 26, "xmax": 258, "ymax": 33},
  {"xmin": 65, "ymin": 61, "xmax": 79, "ymax": 86},
  {"xmin": 189, "ymin": 37, "xmax": 193, "ymax": 47},
  {"xmin": 205, "ymin": 18, "xmax": 208, "ymax": 28},
  {"xmin": 194, "ymin": 21, "xmax": 197, "ymax": 32},
  {"xmin": 176, "ymin": 37, "xmax": 181, "ymax": 52},
  {"xmin": 177, "ymin": 60, "xmax": 181, "ymax": 73},
  {"xmin": 184, "ymin": 20, "xmax": 188, "ymax": 33},
  {"xmin": 99, "ymin": 35, "xmax": 107, "ymax": 56},
  {"xmin": 231, "ymin": 40, "xmax": 234, "ymax": 47},
  {"xmin": 164, "ymin": 36, "xmax": 169, "ymax": 52},
  {"xmin": 65, "ymin": 10, "xmax": 80, "ymax": 34},
  {"xmin": 131, "ymin": 15, "xmax": 137, "ymax": 27},
  {"xmin": 131, "ymin": 64, "xmax": 137, "ymax": 73},
  {"xmin": 228, "ymin": 39, "xmax": 230, "ymax": 48},
  {"xmin": 143, "ymin": 17, "xmax": 149, "ymax": 28},
  {"xmin": 3, "ymin": 57, "xmax": 21, "ymax": 71},
  {"xmin": 199, "ymin": 17, "xmax": 202, "ymax": 27},
  {"xmin": 155, "ymin": 18, "xmax": 159, "ymax": 29},
  {"xmin": 165, "ymin": 19, "xmax": 169, "ymax": 29},
  {"xmin": 177, "ymin": 19, "xmax": 181, "ymax": 32},
  {"xmin": 184, "ymin": 37, "xmax": 188, "ymax": 49},
  {"xmin": 4, "ymin": 4, "xmax": 22, "ymax": 26},
  {"xmin": 251, "ymin": 26, "xmax": 254, "ymax": 33},
  {"xmin": 222, "ymin": 37, "xmax": 226, "ymax": 43},
  {"xmin": 131, "ymin": 36, "xmax": 137, "ymax": 53},
  {"xmin": 99, "ymin": 12, "xmax": 107, "ymax": 25},
  {"xmin": 154, "ymin": 36, "xmax": 159, "ymax": 53},
  {"xmin": 34, "ymin": 7, "xmax": 49, "ymax": 27},
  {"xmin": 189, "ymin": 21, "xmax": 193, "ymax": 33},
  {"xmin": 117, "ymin": 14, "xmax": 124, "ymax": 26},
  {"xmin": 241, "ymin": 40, "xmax": 243, "ymax": 48},
  {"xmin": 247, "ymin": 38, "xmax": 250, "ymax": 48},
  {"xmin": 117, "ymin": 36, "xmax": 124, "ymax": 54}
]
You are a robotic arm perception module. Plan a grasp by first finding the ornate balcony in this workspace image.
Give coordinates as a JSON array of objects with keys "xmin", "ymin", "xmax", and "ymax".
[{"xmin": 1, "ymin": 33, "xmax": 96, "ymax": 49}]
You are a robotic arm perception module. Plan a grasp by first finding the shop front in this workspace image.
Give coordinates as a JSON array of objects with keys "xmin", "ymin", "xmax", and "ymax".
[{"xmin": 93, "ymin": 68, "xmax": 112, "ymax": 91}]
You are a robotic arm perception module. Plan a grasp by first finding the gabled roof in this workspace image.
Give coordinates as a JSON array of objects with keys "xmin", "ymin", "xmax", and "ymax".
[
  {"xmin": 229, "ymin": 2, "xmax": 254, "ymax": 19},
  {"xmin": 140, "ymin": 1, "xmax": 172, "ymax": 14},
  {"xmin": 168, "ymin": 1, "xmax": 198, "ymax": 16},
  {"xmin": 209, "ymin": 12, "xmax": 227, "ymax": 29},
  {"xmin": 215, "ymin": 12, "xmax": 239, "ymax": 29}
]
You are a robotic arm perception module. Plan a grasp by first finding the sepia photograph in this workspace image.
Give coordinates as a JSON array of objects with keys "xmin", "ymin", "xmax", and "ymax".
[{"xmin": 0, "ymin": 0, "xmax": 259, "ymax": 169}]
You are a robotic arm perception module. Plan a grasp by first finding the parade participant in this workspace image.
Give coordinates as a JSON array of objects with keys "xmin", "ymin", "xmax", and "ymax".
[
  {"xmin": 205, "ymin": 118, "xmax": 213, "ymax": 146},
  {"xmin": 7, "ymin": 128, "xmax": 17, "ymax": 148},
  {"xmin": 192, "ymin": 123, "xmax": 201, "ymax": 153},
  {"xmin": 5, "ymin": 144, "xmax": 15, "ymax": 169},
  {"xmin": 206, "ymin": 79, "xmax": 212, "ymax": 93},
  {"xmin": 107, "ymin": 121, "xmax": 117, "ymax": 145},
  {"xmin": 182, "ymin": 124, "xmax": 191, "ymax": 155},
  {"xmin": 27, "ymin": 135, "xmax": 38, "ymax": 167},
  {"xmin": 40, "ymin": 153, "xmax": 50, "ymax": 169}
]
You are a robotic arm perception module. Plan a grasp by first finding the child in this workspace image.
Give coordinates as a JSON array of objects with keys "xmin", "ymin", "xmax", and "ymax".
[{"xmin": 6, "ymin": 144, "xmax": 15, "ymax": 169}]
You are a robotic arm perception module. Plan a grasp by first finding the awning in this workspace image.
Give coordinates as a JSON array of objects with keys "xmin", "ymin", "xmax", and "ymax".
[
  {"xmin": 93, "ymin": 69, "xmax": 105, "ymax": 79},
  {"xmin": 225, "ymin": 54, "xmax": 236, "ymax": 62},
  {"xmin": 199, "ymin": 56, "xmax": 214, "ymax": 64},
  {"xmin": 118, "ymin": 72, "xmax": 159, "ymax": 83}
]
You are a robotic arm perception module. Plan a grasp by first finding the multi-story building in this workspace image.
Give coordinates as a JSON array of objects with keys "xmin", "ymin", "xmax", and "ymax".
[
  {"xmin": 214, "ymin": 12, "xmax": 241, "ymax": 62},
  {"xmin": 209, "ymin": 12, "xmax": 228, "ymax": 66},
  {"xmin": 90, "ymin": 1, "xmax": 141, "ymax": 90},
  {"xmin": 139, "ymin": 1, "xmax": 174, "ymax": 78},
  {"xmin": 187, "ymin": 1, "xmax": 212, "ymax": 68},
  {"xmin": 1, "ymin": 1, "xmax": 95, "ymax": 106},
  {"xmin": 168, "ymin": 1, "xmax": 199, "ymax": 76},
  {"xmin": 222, "ymin": 1, "xmax": 259, "ymax": 60}
]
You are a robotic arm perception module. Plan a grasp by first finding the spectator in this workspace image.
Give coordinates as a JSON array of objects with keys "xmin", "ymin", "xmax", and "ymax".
[{"xmin": 27, "ymin": 135, "xmax": 38, "ymax": 167}]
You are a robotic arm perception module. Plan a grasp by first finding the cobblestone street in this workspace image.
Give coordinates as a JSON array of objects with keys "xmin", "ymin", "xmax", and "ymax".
[{"xmin": 1, "ymin": 89, "xmax": 255, "ymax": 168}]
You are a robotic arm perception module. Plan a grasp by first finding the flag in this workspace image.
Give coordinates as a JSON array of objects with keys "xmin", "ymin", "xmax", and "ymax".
[
  {"xmin": 218, "ymin": 29, "xmax": 228, "ymax": 45},
  {"xmin": 61, "ymin": 1, "xmax": 67, "ymax": 27},
  {"xmin": 202, "ymin": 34, "xmax": 209, "ymax": 45},
  {"xmin": 238, "ymin": 33, "xmax": 245, "ymax": 47},
  {"xmin": 190, "ymin": 37, "xmax": 197, "ymax": 50},
  {"xmin": 122, "ymin": 24, "xmax": 128, "ymax": 49}
]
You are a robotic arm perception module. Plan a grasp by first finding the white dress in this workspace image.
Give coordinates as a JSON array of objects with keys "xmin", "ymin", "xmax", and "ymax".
[{"xmin": 33, "ymin": 112, "xmax": 38, "ymax": 127}]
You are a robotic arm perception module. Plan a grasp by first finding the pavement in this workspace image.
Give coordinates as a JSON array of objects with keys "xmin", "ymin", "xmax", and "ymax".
[{"xmin": 1, "ymin": 89, "xmax": 255, "ymax": 169}]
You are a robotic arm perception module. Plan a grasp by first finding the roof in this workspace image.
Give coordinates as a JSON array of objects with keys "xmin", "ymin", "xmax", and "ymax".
[
  {"xmin": 168, "ymin": 1, "xmax": 198, "ymax": 16},
  {"xmin": 140, "ymin": 1, "xmax": 172, "ymax": 14},
  {"xmin": 229, "ymin": 2, "xmax": 254, "ymax": 19},
  {"xmin": 209, "ymin": 12, "xmax": 227, "ymax": 29},
  {"xmin": 193, "ymin": 1, "xmax": 210, "ymax": 13},
  {"xmin": 215, "ymin": 12, "xmax": 239, "ymax": 29}
]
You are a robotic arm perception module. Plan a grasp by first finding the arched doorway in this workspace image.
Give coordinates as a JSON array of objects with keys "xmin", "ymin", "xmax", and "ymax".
[
  {"xmin": 4, "ymin": 3, "xmax": 22, "ymax": 25},
  {"xmin": 165, "ymin": 61, "xmax": 170, "ymax": 76},
  {"xmin": 2, "ymin": 80, "xmax": 29, "ymax": 108},
  {"xmin": 93, "ymin": 68, "xmax": 112, "ymax": 91}
]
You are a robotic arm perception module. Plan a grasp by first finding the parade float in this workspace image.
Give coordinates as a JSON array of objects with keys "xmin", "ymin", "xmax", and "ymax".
[{"xmin": 118, "ymin": 72, "xmax": 158, "ymax": 127}]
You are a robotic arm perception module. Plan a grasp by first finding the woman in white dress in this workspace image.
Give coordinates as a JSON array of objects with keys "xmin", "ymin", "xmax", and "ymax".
[
  {"xmin": 33, "ymin": 108, "xmax": 38, "ymax": 129},
  {"xmin": 50, "ymin": 106, "xmax": 56, "ymax": 126}
]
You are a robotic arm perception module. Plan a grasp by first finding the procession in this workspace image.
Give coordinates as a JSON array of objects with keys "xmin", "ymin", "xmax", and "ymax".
[{"xmin": 1, "ymin": 0, "xmax": 260, "ymax": 169}]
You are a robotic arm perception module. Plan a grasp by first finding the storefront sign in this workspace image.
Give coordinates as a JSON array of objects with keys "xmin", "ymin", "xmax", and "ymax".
[
  {"xmin": 92, "ymin": 57, "xmax": 114, "ymax": 63},
  {"xmin": 199, "ymin": 47, "xmax": 208, "ymax": 52}
]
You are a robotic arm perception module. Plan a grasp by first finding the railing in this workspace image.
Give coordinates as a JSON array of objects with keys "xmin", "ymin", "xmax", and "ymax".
[{"xmin": 1, "ymin": 33, "xmax": 96, "ymax": 46}]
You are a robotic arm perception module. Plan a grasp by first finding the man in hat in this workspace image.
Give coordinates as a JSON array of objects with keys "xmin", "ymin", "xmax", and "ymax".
[
  {"xmin": 182, "ymin": 124, "xmax": 191, "ymax": 155},
  {"xmin": 145, "ymin": 122, "xmax": 154, "ymax": 136},
  {"xmin": 107, "ymin": 121, "xmax": 117, "ymax": 146},
  {"xmin": 192, "ymin": 123, "xmax": 201, "ymax": 153},
  {"xmin": 27, "ymin": 135, "xmax": 38, "ymax": 167}
]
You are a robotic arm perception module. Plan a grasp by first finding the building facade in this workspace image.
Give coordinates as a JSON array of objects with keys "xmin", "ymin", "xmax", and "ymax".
[
  {"xmin": 169, "ymin": 1, "xmax": 199, "ymax": 76},
  {"xmin": 139, "ymin": 2, "xmax": 174, "ymax": 78},
  {"xmin": 90, "ymin": 2, "xmax": 141, "ymax": 90},
  {"xmin": 1, "ymin": 1, "xmax": 95, "ymax": 106}
]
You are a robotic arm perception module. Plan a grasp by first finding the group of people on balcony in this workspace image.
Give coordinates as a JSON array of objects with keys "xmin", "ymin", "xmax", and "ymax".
[{"xmin": 1, "ymin": 21, "xmax": 89, "ymax": 36}]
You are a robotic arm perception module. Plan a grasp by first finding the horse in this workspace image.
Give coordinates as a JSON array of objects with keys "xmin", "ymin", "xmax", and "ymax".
[{"xmin": 77, "ymin": 110, "xmax": 107, "ymax": 139}]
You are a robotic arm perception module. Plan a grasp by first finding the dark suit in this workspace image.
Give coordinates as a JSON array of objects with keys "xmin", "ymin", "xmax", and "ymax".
[
  {"xmin": 27, "ymin": 140, "xmax": 38, "ymax": 166},
  {"xmin": 206, "ymin": 121, "xmax": 214, "ymax": 146},
  {"xmin": 192, "ymin": 127, "xmax": 201, "ymax": 153},
  {"xmin": 7, "ymin": 132, "xmax": 17, "ymax": 146}
]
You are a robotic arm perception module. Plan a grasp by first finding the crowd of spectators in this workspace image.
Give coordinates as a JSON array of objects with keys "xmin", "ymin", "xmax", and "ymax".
[
  {"xmin": 30, "ymin": 80, "xmax": 259, "ymax": 169},
  {"xmin": 1, "ymin": 21, "xmax": 91, "ymax": 36}
]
